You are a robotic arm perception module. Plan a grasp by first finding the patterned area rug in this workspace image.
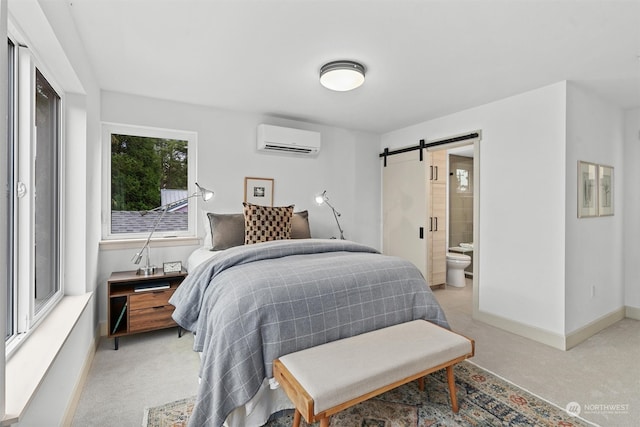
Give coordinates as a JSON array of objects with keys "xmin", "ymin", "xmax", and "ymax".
[{"xmin": 143, "ymin": 361, "xmax": 594, "ymax": 426}]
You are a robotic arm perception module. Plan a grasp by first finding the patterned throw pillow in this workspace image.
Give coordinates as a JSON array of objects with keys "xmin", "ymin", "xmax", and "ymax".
[{"xmin": 242, "ymin": 203, "xmax": 294, "ymax": 245}]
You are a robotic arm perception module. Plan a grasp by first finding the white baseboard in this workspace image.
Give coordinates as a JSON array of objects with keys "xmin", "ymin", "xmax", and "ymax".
[
  {"xmin": 626, "ymin": 305, "xmax": 640, "ymax": 320},
  {"xmin": 61, "ymin": 324, "xmax": 100, "ymax": 427},
  {"xmin": 473, "ymin": 309, "xmax": 566, "ymax": 350},
  {"xmin": 474, "ymin": 306, "xmax": 629, "ymax": 351},
  {"xmin": 565, "ymin": 307, "xmax": 625, "ymax": 350},
  {"xmin": 99, "ymin": 320, "xmax": 108, "ymax": 337}
]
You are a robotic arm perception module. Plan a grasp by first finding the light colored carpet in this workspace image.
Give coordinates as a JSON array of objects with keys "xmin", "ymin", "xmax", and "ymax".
[
  {"xmin": 71, "ymin": 328, "xmax": 200, "ymax": 427},
  {"xmin": 432, "ymin": 280, "xmax": 639, "ymax": 427},
  {"xmin": 72, "ymin": 279, "xmax": 639, "ymax": 426}
]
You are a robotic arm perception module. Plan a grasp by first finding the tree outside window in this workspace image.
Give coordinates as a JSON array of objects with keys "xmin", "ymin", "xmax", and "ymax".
[{"xmin": 110, "ymin": 134, "xmax": 189, "ymax": 234}]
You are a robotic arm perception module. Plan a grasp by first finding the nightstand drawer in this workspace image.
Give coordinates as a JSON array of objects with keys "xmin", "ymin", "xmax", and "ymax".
[
  {"xmin": 129, "ymin": 305, "xmax": 176, "ymax": 332},
  {"xmin": 129, "ymin": 288, "xmax": 176, "ymax": 310}
]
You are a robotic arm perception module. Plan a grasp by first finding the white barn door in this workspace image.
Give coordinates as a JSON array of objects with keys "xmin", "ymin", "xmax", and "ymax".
[{"xmin": 382, "ymin": 150, "xmax": 427, "ymax": 277}]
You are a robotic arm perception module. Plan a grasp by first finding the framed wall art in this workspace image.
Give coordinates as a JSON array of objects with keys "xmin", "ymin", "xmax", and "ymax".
[
  {"xmin": 578, "ymin": 161, "xmax": 598, "ymax": 218},
  {"xmin": 598, "ymin": 164, "xmax": 614, "ymax": 216},
  {"xmin": 244, "ymin": 177, "xmax": 274, "ymax": 206}
]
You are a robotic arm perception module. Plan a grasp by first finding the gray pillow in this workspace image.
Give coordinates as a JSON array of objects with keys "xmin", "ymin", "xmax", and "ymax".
[
  {"xmin": 207, "ymin": 212, "xmax": 245, "ymax": 250},
  {"xmin": 291, "ymin": 210, "xmax": 311, "ymax": 239},
  {"xmin": 206, "ymin": 210, "xmax": 310, "ymax": 250}
]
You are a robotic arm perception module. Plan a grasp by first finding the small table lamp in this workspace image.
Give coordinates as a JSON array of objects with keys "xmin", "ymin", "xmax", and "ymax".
[
  {"xmin": 133, "ymin": 182, "xmax": 214, "ymax": 275},
  {"xmin": 315, "ymin": 190, "xmax": 345, "ymax": 240}
]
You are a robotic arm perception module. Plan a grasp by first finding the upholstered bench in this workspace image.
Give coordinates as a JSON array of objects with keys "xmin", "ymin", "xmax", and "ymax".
[{"xmin": 273, "ymin": 320, "xmax": 474, "ymax": 427}]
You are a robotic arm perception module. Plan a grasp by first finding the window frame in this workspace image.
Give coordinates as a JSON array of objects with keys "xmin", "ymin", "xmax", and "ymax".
[
  {"xmin": 6, "ymin": 39, "xmax": 65, "ymax": 352},
  {"xmin": 6, "ymin": 38, "xmax": 16, "ymax": 342},
  {"xmin": 101, "ymin": 122, "xmax": 198, "ymax": 241}
]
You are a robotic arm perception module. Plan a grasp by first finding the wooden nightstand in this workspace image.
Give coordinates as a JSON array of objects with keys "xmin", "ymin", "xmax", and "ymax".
[{"xmin": 107, "ymin": 269, "xmax": 187, "ymax": 350}]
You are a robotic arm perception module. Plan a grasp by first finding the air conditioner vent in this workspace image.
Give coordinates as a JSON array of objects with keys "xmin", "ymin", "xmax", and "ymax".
[{"xmin": 264, "ymin": 144, "xmax": 314, "ymax": 154}]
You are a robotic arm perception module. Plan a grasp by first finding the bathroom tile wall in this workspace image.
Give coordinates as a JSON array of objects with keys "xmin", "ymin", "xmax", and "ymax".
[{"xmin": 449, "ymin": 154, "xmax": 474, "ymax": 273}]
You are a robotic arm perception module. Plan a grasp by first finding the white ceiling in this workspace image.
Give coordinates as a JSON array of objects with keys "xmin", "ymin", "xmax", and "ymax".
[{"xmin": 66, "ymin": 0, "xmax": 640, "ymax": 134}]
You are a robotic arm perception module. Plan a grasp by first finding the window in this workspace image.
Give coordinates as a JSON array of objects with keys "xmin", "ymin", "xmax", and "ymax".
[
  {"xmin": 6, "ymin": 39, "xmax": 15, "ymax": 340},
  {"xmin": 6, "ymin": 42, "xmax": 64, "ymax": 347},
  {"xmin": 455, "ymin": 168, "xmax": 470, "ymax": 193},
  {"xmin": 33, "ymin": 68, "xmax": 61, "ymax": 313},
  {"xmin": 102, "ymin": 124, "xmax": 197, "ymax": 240}
]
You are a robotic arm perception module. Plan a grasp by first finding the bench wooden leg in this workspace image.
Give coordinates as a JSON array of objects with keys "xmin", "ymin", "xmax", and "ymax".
[
  {"xmin": 446, "ymin": 365, "xmax": 459, "ymax": 413},
  {"xmin": 417, "ymin": 377, "xmax": 425, "ymax": 391},
  {"xmin": 320, "ymin": 417, "xmax": 330, "ymax": 427},
  {"xmin": 293, "ymin": 409, "xmax": 301, "ymax": 427}
]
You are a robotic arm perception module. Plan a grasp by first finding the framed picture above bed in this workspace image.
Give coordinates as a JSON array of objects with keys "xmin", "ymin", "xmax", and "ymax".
[{"xmin": 244, "ymin": 177, "xmax": 274, "ymax": 206}]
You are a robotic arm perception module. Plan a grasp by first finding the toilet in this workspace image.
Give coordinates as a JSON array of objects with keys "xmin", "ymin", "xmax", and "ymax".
[{"xmin": 446, "ymin": 253, "xmax": 471, "ymax": 287}]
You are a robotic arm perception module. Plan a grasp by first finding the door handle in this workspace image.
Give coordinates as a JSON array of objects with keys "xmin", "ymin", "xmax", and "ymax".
[
  {"xmin": 434, "ymin": 166, "xmax": 438, "ymax": 181},
  {"xmin": 419, "ymin": 227, "xmax": 424, "ymax": 239},
  {"xmin": 434, "ymin": 217, "xmax": 438, "ymax": 231},
  {"xmin": 430, "ymin": 165, "xmax": 433, "ymax": 181},
  {"xmin": 429, "ymin": 217, "xmax": 433, "ymax": 232}
]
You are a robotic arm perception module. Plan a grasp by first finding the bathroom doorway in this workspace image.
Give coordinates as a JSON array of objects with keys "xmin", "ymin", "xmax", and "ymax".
[
  {"xmin": 447, "ymin": 145, "xmax": 474, "ymax": 281},
  {"xmin": 381, "ymin": 132, "xmax": 480, "ymax": 316},
  {"xmin": 426, "ymin": 138, "xmax": 479, "ymax": 318}
]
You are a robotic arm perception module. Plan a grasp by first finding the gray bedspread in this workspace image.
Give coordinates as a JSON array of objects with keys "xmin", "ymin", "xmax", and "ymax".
[{"xmin": 170, "ymin": 239, "xmax": 449, "ymax": 427}]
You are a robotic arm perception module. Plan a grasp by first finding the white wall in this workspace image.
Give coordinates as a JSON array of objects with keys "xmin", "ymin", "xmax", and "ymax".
[
  {"xmin": 382, "ymin": 82, "xmax": 568, "ymax": 335},
  {"xmin": 624, "ymin": 108, "xmax": 640, "ymax": 313},
  {"xmin": 97, "ymin": 91, "xmax": 381, "ymax": 325},
  {"xmin": 565, "ymin": 82, "xmax": 625, "ymax": 333},
  {"xmin": 12, "ymin": 300, "xmax": 95, "ymax": 427},
  {"xmin": 32, "ymin": 0, "xmax": 103, "ymax": 298},
  {"xmin": 6, "ymin": 1, "xmax": 102, "ymax": 424},
  {"xmin": 41, "ymin": 0, "xmax": 103, "ymax": 300}
]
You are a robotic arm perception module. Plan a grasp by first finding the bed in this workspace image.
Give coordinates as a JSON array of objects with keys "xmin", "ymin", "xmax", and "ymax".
[{"xmin": 169, "ymin": 207, "xmax": 449, "ymax": 427}]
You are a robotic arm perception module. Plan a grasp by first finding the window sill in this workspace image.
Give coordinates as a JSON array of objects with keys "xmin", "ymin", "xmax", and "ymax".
[
  {"xmin": 3, "ymin": 293, "xmax": 92, "ymax": 426},
  {"xmin": 99, "ymin": 236, "xmax": 201, "ymax": 250}
]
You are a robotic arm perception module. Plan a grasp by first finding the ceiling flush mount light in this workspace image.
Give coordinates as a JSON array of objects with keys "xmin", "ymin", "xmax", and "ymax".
[{"xmin": 319, "ymin": 60, "xmax": 366, "ymax": 92}]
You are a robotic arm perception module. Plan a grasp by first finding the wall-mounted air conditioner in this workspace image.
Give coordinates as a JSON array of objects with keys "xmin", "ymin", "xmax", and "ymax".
[{"xmin": 257, "ymin": 124, "xmax": 321, "ymax": 155}]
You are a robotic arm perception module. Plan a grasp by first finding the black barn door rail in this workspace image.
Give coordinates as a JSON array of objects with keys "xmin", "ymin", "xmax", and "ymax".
[{"xmin": 380, "ymin": 132, "xmax": 479, "ymax": 167}]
